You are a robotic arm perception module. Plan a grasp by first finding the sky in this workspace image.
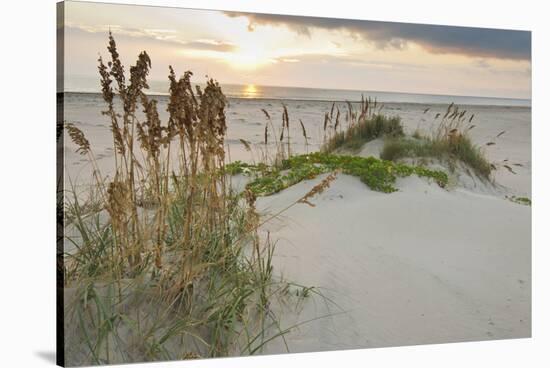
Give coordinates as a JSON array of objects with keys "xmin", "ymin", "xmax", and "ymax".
[{"xmin": 62, "ymin": 1, "xmax": 531, "ymax": 99}]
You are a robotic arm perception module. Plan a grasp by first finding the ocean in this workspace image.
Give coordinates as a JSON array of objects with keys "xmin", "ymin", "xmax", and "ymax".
[{"xmin": 63, "ymin": 76, "xmax": 530, "ymax": 107}]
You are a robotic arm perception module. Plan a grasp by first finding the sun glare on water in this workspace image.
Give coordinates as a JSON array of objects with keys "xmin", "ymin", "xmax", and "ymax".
[{"xmin": 243, "ymin": 84, "xmax": 258, "ymax": 98}]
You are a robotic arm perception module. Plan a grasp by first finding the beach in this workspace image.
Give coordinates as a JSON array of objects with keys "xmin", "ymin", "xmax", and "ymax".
[
  {"xmin": 62, "ymin": 89, "xmax": 531, "ymax": 354},
  {"xmin": 63, "ymin": 91, "xmax": 531, "ymax": 197}
]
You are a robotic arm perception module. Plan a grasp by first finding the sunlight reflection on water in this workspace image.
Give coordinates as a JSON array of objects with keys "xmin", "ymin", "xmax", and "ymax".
[{"xmin": 242, "ymin": 84, "xmax": 259, "ymax": 98}]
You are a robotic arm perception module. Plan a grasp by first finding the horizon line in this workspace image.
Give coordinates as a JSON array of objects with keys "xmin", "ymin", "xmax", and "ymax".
[{"xmin": 63, "ymin": 75, "xmax": 531, "ymax": 102}]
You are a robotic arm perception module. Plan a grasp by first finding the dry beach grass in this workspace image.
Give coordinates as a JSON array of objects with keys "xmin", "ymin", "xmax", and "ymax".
[{"xmin": 61, "ymin": 33, "xmax": 322, "ymax": 365}]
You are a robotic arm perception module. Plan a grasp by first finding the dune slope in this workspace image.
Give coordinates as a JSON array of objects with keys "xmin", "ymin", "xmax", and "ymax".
[{"xmin": 258, "ymin": 173, "xmax": 530, "ymax": 353}]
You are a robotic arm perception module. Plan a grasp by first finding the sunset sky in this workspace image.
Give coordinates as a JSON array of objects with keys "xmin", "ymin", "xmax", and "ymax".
[{"xmin": 62, "ymin": 1, "xmax": 531, "ymax": 99}]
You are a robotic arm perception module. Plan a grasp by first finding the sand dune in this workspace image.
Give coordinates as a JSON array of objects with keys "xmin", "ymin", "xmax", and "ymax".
[
  {"xmin": 258, "ymin": 172, "xmax": 530, "ymax": 353},
  {"xmin": 62, "ymin": 92, "xmax": 531, "ymax": 356}
]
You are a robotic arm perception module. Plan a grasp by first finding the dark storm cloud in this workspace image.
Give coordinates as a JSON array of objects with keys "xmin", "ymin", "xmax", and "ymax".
[{"xmin": 224, "ymin": 12, "xmax": 531, "ymax": 61}]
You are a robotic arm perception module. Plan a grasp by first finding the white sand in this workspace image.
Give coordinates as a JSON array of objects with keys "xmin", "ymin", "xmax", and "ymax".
[
  {"xmin": 257, "ymin": 172, "xmax": 530, "ymax": 353},
  {"xmin": 62, "ymin": 93, "xmax": 531, "ymax": 353}
]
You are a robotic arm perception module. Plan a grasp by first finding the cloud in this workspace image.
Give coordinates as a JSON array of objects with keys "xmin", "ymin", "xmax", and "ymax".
[
  {"xmin": 66, "ymin": 24, "xmax": 237, "ymax": 52},
  {"xmin": 474, "ymin": 59, "xmax": 491, "ymax": 69},
  {"xmin": 224, "ymin": 12, "xmax": 531, "ymax": 61},
  {"xmin": 181, "ymin": 39, "xmax": 236, "ymax": 52}
]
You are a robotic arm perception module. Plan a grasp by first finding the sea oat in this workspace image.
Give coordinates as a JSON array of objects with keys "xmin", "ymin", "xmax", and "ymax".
[
  {"xmin": 298, "ymin": 171, "xmax": 339, "ymax": 206},
  {"xmin": 65, "ymin": 123, "xmax": 90, "ymax": 155}
]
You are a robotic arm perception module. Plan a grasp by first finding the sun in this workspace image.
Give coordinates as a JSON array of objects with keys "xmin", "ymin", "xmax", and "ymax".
[
  {"xmin": 224, "ymin": 34, "xmax": 276, "ymax": 70},
  {"xmin": 226, "ymin": 48, "xmax": 272, "ymax": 70}
]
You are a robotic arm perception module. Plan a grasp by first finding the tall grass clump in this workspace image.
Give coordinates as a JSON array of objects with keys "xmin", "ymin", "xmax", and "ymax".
[
  {"xmin": 62, "ymin": 33, "xmax": 302, "ymax": 365},
  {"xmin": 321, "ymin": 96, "xmax": 403, "ymax": 153},
  {"xmin": 257, "ymin": 105, "xmax": 295, "ymax": 166},
  {"xmin": 381, "ymin": 104, "xmax": 493, "ymax": 179}
]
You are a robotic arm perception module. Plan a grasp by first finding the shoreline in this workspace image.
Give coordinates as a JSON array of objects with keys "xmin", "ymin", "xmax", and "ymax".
[{"xmin": 59, "ymin": 91, "xmax": 532, "ymax": 108}]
